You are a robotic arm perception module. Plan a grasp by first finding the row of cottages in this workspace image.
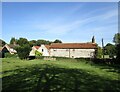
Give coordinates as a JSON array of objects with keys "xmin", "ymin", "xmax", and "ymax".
[{"xmin": 29, "ymin": 43, "xmax": 97, "ymax": 58}]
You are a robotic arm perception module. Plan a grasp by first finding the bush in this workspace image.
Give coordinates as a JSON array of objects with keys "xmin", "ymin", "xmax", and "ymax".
[
  {"xmin": 5, "ymin": 53, "xmax": 18, "ymax": 58},
  {"xmin": 15, "ymin": 44, "xmax": 31, "ymax": 60},
  {"xmin": 35, "ymin": 50, "xmax": 42, "ymax": 59}
]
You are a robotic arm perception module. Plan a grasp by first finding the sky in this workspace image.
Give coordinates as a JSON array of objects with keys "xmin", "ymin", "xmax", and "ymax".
[{"xmin": 2, "ymin": 2, "xmax": 118, "ymax": 46}]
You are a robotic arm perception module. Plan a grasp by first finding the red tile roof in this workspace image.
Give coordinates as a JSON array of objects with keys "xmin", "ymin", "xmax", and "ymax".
[
  {"xmin": 50, "ymin": 43, "xmax": 97, "ymax": 49},
  {"xmin": 34, "ymin": 46, "xmax": 40, "ymax": 49},
  {"xmin": 45, "ymin": 45, "xmax": 50, "ymax": 49}
]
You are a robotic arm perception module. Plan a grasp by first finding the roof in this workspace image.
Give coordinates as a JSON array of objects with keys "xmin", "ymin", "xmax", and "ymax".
[
  {"xmin": 34, "ymin": 46, "xmax": 40, "ymax": 49},
  {"xmin": 50, "ymin": 43, "xmax": 97, "ymax": 49},
  {"xmin": 45, "ymin": 45, "xmax": 50, "ymax": 49},
  {"xmin": 7, "ymin": 44, "xmax": 19, "ymax": 48}
]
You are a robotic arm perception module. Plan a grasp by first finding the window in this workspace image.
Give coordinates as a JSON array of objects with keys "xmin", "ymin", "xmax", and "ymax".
[
  {"xmin": 42, "ymin": 49, "xmax": 44, "ymax": 52},
  {"xmin": 53, "ymin": 49, "xmax": 57, "ymax": 51}
]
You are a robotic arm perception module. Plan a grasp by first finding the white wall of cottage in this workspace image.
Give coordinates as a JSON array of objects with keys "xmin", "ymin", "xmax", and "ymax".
[
  {"xmin": 29, "ymin": 47, "xmax": 37, "ymax": 56},
  {"xmin": 37, "ymin": 45, "xmax": 49, "ymax": 56},
  {"xmin": 50, "ymin": 49, "xmax": 96, "ymax": 58}
]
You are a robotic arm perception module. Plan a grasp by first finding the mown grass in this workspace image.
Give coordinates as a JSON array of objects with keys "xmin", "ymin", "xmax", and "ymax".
[{"xmin": 1, "ymin": 58, "xmax": 120, "ymax": 92}]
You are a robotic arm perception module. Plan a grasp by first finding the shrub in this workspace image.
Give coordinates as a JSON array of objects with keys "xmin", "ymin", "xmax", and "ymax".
[
  {"xmin": 5, "ymin": 53, "xmax": 18, "ymax": 58},
  {"xmin": 15, "ymin": 44, "xmax": 31, "ymax": 60},
  {"xmin": 35, "ymin": 50, "xmax": 42, "ymax": 56}
]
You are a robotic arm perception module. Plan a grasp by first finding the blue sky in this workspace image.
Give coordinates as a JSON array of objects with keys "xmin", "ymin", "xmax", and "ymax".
[{"xmin": 2, "ymin": 2, "xmax": 118, "ymax": 46}]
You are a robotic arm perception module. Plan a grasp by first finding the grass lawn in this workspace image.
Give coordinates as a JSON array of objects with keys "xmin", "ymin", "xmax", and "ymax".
[{"xmin": 1, "ymin": 58, "xmax": 120, "ymax": 92}]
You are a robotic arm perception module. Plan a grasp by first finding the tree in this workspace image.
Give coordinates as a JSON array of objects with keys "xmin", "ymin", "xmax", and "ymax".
[
  {"xmin": 53, "ymin": 39, "xmax": 62, "ymax": 43},
  {"xmin": 92, "ymin": 36, "xmax": 95, "ymax": 43},
  {"xmin": 113, "ymin": 33, "xmax": 120, "ymax": 44},
  {"xmin": 10, "ymin": 37, "xmax": 17, "ymax": 44},
  {"xmin": 96, "ymin": 46, "xmax": 102, "ymax": 59},
  {"xmin": 113, "ymin": 33, "xmax": 120, "ymax": 62},
  {"xmin": 29, "ymin": 40, "xmax": 37, "ymax": 47},
  {"xmin": 17, "ymin": 38, "xmax": 29, "ymax": 46},
  {"xmin": 0, "ymin": 39, "xmax": 6, "ymax": 46},
  {"xmin": 15, "ymin": 44, "xmax": 31, "ymax": 60},
  {"xmin": 104, "ymin": 43, "xmax": 116, "ymax": 58},
  {"xmin": 35, "ymin": 39, "xmax": 51, "ymax": 46}
]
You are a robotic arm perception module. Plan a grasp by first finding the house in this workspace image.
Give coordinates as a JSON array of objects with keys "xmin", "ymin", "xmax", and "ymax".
[
  {"xmin": 29, "ymin": 46, "xmax": 40, "ymax": 56},
  {"xmin": 29, "ymin": 45, "xmax": 50, "ymax": 56},
  {"xmin": 2, "ymin": 44, "xmax": 17, "ymax": 54},
  {"xmin": 0, "ymin": 44, "xmax": 18, "ymax": 58},
  {"xmin": 29, "ymin": 43, "xmax": 97, "ymax": 58}
]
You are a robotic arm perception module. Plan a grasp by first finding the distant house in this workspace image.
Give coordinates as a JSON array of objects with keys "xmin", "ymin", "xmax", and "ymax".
[
  {"xmin": 0, "ymin": 44, "xmax": 18, "ymax": 58},
  {"xmin": 29, "ymin": 45, "xmax": 50, "ymax": 56},
  {"xmin": 29, "ymin": 46, "xmax": 40, "ymax": 56}
]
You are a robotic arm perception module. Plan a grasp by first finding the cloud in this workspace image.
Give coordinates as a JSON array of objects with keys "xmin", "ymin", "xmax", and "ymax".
[{"xmin": 33, "ymin": 7, "xmax": 118, "ymax": 36}]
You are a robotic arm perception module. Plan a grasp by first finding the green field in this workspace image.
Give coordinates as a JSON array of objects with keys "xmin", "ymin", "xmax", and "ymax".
[{"xmin": 1, "ymin": 58, "xmax": 120, "ymax": 92}]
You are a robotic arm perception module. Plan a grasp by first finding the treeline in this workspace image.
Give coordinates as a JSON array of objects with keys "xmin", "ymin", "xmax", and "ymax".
[
  {"xmin": 96, "ymin": 33, "xmax": 120, "ymax": 64},
  {"xmin": 10, "ymin": 37, "xmax": 62, "ymax": 47}
]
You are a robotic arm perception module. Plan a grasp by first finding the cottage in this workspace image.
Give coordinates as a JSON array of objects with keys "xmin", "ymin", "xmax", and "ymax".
[
  {"xmin": 49, "ymin": 43, "xmax": 97, "ymax": 58},
  {"xmin": 29, "ymin": 45, "xmax": 50, "ymax": 56}
]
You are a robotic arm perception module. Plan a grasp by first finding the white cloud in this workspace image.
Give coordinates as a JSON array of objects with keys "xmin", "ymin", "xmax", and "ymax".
[{"xmin": 33, "ymin": 8, "xmax": 117, "ymax": 37}]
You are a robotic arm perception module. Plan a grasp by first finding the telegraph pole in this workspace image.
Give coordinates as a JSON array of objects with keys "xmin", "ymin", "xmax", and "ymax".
[{"xmin": 102, "ymin": 38, "xmax": 104, "ymax": 59}]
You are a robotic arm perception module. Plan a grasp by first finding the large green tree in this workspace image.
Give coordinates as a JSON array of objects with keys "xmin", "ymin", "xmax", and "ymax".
[
  {"xmin": 36, "ymin": 39, "xmax": 51, "ymax": 46},
  {"xmin": 17, "ymin": 38, "xmax": 29, "ymax": 46},
  {"xmin": 15, "ymin": 44, "xmax": 31, "ymax": 60},
  {"xmin": 29, "ymin": 40, "xmax": 37, "ymax": 47},
  {"xmin": 104, "ymin": 43, "xmax": 116, "ymax": 58},
  {"xmin": 10, "ymin": 37, "xmax": 17, "ymax": 44},
  {"xmin": 113, "ymin": 33, "xmax": 120, "ymax": 44},
  {"xmin": 113, "ymin": 33, "xmax": 120, "ymax": 62}
]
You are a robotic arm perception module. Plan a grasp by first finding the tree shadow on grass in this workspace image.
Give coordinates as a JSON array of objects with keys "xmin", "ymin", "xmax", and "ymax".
[
  {"xmin": 2, "ymin": 64, "xmax": 120, "ymax": 92},
  {"xmin": 91, "ymin": 63, "xmax": 120, "ymax": 74}
]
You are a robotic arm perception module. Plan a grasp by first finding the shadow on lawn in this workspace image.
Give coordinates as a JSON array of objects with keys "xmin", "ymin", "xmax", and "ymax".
[{"xmin": 2, "ymin": 64, "xmax": 120, "ymax": 92}]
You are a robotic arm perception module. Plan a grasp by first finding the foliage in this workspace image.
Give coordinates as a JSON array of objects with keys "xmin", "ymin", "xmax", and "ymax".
[
  {"xmin": 35, "ymin": 50, "xmax": 42, "ymax": 56},
  {"xmin": 113, "ymin": 33, "xmax": 120, "ymax": 44},
  {"xmin": 0, "ymin": 39, "xmax": 6, "ymax": 46},
  {"xmin": 92, "ymin": 36, "xmax": 95, "ymax": 43},
  {"xmin": 29, "ymin": 40, "xmax": 37, "ymax": 47},
  {"xmin": 15, "ymin": 44, "xmax": 31, "ymax": 59},
  {"xmin": 53, "ymin": 39, "xmax": 62, "ymax": 43},
  {"xmin": 5, "ymin": 53, "xmax": 18, "ymax": 58},
  {"xmin": 10, "ymin": 37, "xmax": 17, "ymax": 44},
  {"xmin": 113, "ymin": 33, "xmax": 120, "ymax": 63},
  {"xmin": 17, "ymin": 38, "xmax": 29, "ymax": 46},
  {"xmin": 104, "ymin": 43, "xmax": 116, "ymax": 58},
  {"xmin": 36, "ymin": 39, "xmax": 51, "ymax": 46},
  {"xmin": 96, "ymin": 46, "xmax": 103, "ymax": 59},
  {"xmin": 116, "ymin": 44, "xmax": 120, "ymax": 62}
]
